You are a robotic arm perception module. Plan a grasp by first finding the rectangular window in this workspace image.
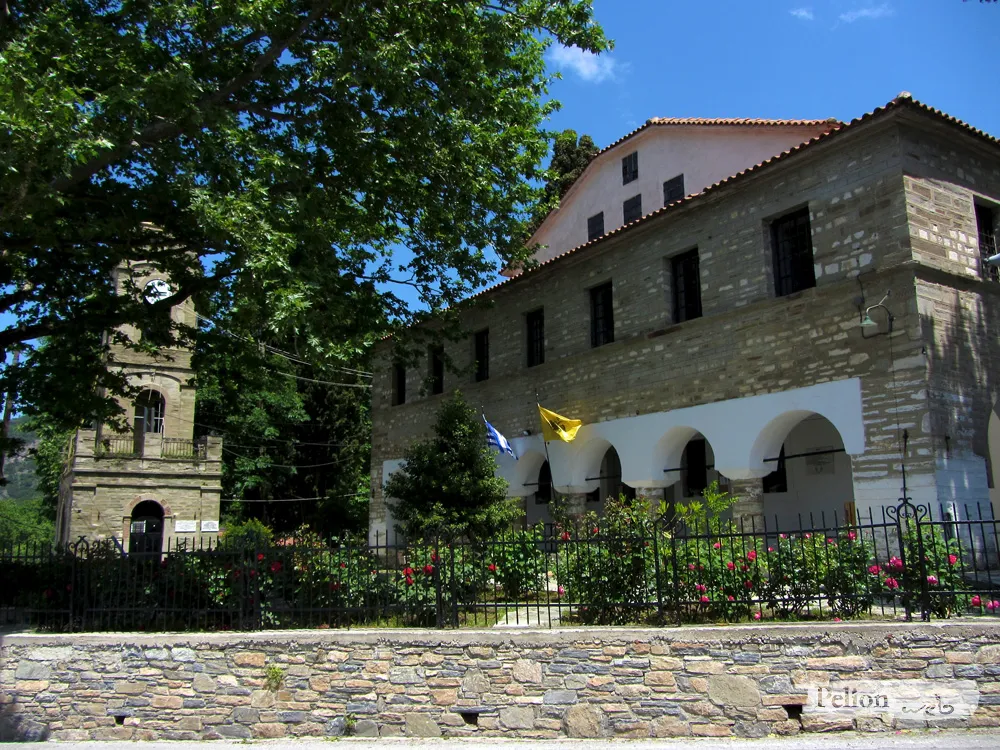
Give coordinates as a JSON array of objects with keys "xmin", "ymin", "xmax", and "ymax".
[
  {"xmin": 587, "ymin": 212, "xmax": 605, "ymax": 242},
  {"xmin": 623, "ymin": 194, "xmax": 642, "ymax": 225},
  {"xmin": 590, "ymin": 282, "xmax": 614, "ymax": 347},
  {"xmin": 526, "ymin": 308, "xmax": 545, "ymax": 367},
  {"xmin": 622, "ymin": 151, "xmax": 638, "ymax": 185},
  {"xmin": 429, "ymin": 346, "xmax": 444, "ymax": 395},
  {"xmin": 771, "ymin": 207, "xmax": 816, "ymax": 297},
  {"xmin": 671, "ymin": 248, "xmax": 702, "ymax": 323},
  {"xmin": 392, "ymin": 364, "xmax": 406, "ymax": 406},
  {"xmin": 762, "ymin": 446, "xmax": 788, "ymax": 494},
  {"xmin": 663, "ymin": 174, "xmax": 685, "ymax": 205},
  {"xmin": 684, "ymin": 439, "xmax": 708, "ymax": 497},
  {"xmin": 474, "ymin": 329, "xmax": 489, "ymax": 382},
  {"xmin": 976, "ymin": 203, "xmax": 998, "ymax": 282}
]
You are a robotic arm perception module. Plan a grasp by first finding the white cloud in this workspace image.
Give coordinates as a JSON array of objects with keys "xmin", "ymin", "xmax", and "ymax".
[
  {"xmin": 839, "ymin": 3, "xmax": 893, "ymax": 23},
  {"xmin": 790, "ymin": 8, "xmax": 814, "ymax": 21},
  {"xmin": 548, "ymin": 45, "xmax": 620, "ymax": 84}
]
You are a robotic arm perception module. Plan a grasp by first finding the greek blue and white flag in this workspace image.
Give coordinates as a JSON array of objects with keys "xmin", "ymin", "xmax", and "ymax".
[{"xmin": 483, "ymin": 415, "xmax": 516, "ymax": 459}]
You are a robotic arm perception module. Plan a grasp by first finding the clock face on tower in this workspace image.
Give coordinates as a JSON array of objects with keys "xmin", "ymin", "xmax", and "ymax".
[{"xmin": 143, "ymin": 278, "xmax": 171, "ymax": 304}]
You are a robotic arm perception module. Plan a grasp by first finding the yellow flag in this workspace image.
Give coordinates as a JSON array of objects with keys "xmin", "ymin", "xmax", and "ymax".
[{"xmin": 537, "ymin": 405, "xmax": 583, "ymax": 443}]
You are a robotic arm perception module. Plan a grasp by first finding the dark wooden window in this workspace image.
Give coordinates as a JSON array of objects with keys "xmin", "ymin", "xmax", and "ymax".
[
  {"xmin": 672, "ymin": 248, "xmax": 702, "ymax": 323},
  {"xmin": 623, "ymin": 194, "xmax": 642, "ymax": 224},
  {"xmin": 526, "ymin": 308, "xmax": 545, "ymax": 368},
  {"xmin": 392, "ymin": 364, "xmax": 406, "ymax": 406},
  {"xmin": 683, "ymin": 439, "xmax": 708, "ymax": 497},
  {"xmin": 771, "ymin": 207, "xmax": 815, "ymax": 297},
  {"xmin": 663, "ymin": 174, "xmax": 685, "ymax": 205},
  {"xmin": 763, "ymin": 446, "xmax": 788, "ymax": 494},
  {"xmin": 474, "ymin": 329, "xmax": 489, "ymax": 382},
  {"xmin": 590, "ymin": 282, "xmax": 614, "ymax": 347},
  {"xmin": 622, "ymin": 151, "xmax": 638, "ymax": 185},
  {"xmin": 587, "ymin": 212, "xmax": 605, "ymax": 241},
  {"xmin": 976, "ymin": 203, "xmax": 998, "ymax": 282},
  {"xmin": 429, "ymin": 346, "xmax": 444, "ymax": 395}
]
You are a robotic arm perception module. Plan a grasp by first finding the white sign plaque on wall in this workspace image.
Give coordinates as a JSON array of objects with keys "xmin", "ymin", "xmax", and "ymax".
[
  {"xmin": 174, "ymin": 520, "xmax": 198, "ymax": 533},
  {"xmin": 806, "ymin": 446, "xmax": 836, "ymax": 476},
  {"xmin": 201, "ymin": 520, "xmax": 220, "ymax": 532}
]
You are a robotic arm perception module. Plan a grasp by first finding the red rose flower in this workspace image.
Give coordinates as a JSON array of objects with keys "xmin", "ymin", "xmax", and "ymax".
[
  {"xmin": 257, "ymin": 553, "xmax": 265, "ymax": 562},
  {"xmin": 270, "ymin": 561, "xmax": 282, "ymax": 573},
  {"xmin": 424, "ymin": 564, "xmax": 434, "ymax": 575},
  {"xmin": 488, "ymin": 563, "xmax": 497, "ymax": 572}
]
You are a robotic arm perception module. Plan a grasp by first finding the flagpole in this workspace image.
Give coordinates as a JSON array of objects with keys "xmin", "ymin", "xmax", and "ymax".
[{"xmin": 536, "ymin": 395, "xmax": 555, "ymax": 505}]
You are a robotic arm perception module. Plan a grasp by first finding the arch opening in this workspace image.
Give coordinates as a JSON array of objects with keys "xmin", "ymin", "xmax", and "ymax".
[
  {"xmin": 133, "ymin": 389, "xmax": 165, "ymax": 454},
  {"xmin": 586, "ymin": 446, "xmax": 636, "ymax": 514},
  {"xmin": 662, "ymin": 431, "xmax": 728, "ymax": 509},
  {"xmin": 756, "ymin": 413, "xmax": 856, "ymax": 529},
  {"xmin": 129, "ymin": 499, "xmax": 164, "ymax": 556}
]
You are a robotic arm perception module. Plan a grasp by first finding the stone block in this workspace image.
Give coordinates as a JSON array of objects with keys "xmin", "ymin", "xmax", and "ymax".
[
  {"xmin": 252, "ymin": 722, "xmax": 287, "ymax": 738},
  {"xmin": 461, "ymin": 669, "xmax": 490, "ymax": 693},
  {"xmin": 233, "ymin": 652, "xmax": 266, "ymax": 668},
  {"xmin": 16, "ymin": 663, "xmax": 51, "ymax": 680},
  {"xmin": 801, "ymin": 713, "xmax": 854, "ymax": 732},
  {"xmin": 543, "ymin": 690, "xmax": 577, "ymax": 704},
  {"xmin": 645, "ymin": 671, "xmax": 676, "ymax": 687},
  {"xmin": 405, "ymin": 713, "xmax": 442, "ymax": 737},
  {"xmin": 388, "ymin": 666, "xmax": 420, "ymax": 684},
  {"xmin": 217, "ymin": 724, "xmax": 252, "ymax": 739},
  {"xmin": 192, "ymin": 674, "xmax": 217, "ymax": 693},
  {"xmin": 651, "ymin": 716, "xmax": 691, "ymax": 737},
  {"xmin": 563, "ymin": 704, "xmax": 605, "ymax": 738},
  {"xmin": 232, "ymin": 707, "xmax": 259, "ymax": 724},
  {"xmin": 707, "ymin": 675, "xmax": 760, "ymax": 707},
  {"xmin": 976, "ymin": 645, "xmax": 1000, "ymax": 664},
  {"xmin": 171, "ymin": 648, "xmax": 197, "ymax": 663},
  {"xmin": 500, "ymin": 707, "xmax": 535, "ymax": 730},
  {"xmin": 691, "ymin": 723, "xmax": 732, "ymax": 736},
  {"xmin": 513, "ymin": 659, "xmax": 543, "ymax": 684},
  {"xmin": 151, "ymin": 695, "xmax": 183, "ymax": 710}
]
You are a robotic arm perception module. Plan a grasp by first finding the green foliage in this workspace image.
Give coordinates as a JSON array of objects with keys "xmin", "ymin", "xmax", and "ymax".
[
  {"xmin": 485, "ymin": 526, "xmax": 550, "ymax": 598},
  {"xmin": 0, "ymin": 498, "xmax": 54, "ymax": 547},
  {"xmin": 221, "ymin": 518, "xmax": 275, "ymax": 549},
  {"xmin": 23, "ymin": 415, "xmax": 72, "ymax": 517},
  {"xmin": 667, "ymin": 480, "xmax": 739, "ymax": 532},
  {"xmin": 0, "ymin": 0, "xmax": 610, "ymax": 439},
  {"xmin": 264, "ymin": 665, "xmax": 284, "ymax": 692},
  {"xmin": 560, "ymin": 495, "xmax": 658, "ymax": 624},
  {"xmin": 385, "ymin": 392, "xmax": 519, "ymax": 540},
  {"xmin": 527, "ymin": 129, "xmax": 598, "ymax": 235}
]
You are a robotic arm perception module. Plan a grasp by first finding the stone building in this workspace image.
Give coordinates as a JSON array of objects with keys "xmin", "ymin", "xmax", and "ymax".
[
  {"xmin": 55, "ymin": 261, "xmax": 223, "ymax": 552},
  {"xmin": 369, "ymin": 94, "xmax": 1000, "ymax": 543}
]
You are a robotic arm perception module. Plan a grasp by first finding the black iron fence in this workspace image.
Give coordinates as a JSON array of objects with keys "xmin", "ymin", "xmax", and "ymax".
[{"xmin": 3, "ymin": 498, "xmax": 1000, "ymax": 632}]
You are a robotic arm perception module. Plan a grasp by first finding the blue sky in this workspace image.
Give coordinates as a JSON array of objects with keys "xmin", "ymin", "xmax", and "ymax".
[{"xmin": 545, "ymin": 0, "xmax": 999, "ymax": 144}]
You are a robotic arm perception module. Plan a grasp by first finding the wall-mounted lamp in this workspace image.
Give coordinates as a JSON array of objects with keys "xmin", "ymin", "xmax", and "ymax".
[
  {"xmin": 986, "ymin": 253, "xmax": 1000, "ymax": 268},
  {"xmin": 860, "ymin": 290, "xmax": 894, "ymax": 335}
]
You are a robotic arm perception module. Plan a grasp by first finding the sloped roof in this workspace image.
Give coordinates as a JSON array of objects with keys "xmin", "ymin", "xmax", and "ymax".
[{"xmin": 474, "ymin": 93, "xmax": 999, "ymax": 304}]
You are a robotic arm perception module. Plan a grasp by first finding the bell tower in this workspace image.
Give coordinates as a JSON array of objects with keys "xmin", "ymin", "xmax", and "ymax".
[{"xmin": 55, "ymin": 261, "xmax": 223, "ymax": 552}]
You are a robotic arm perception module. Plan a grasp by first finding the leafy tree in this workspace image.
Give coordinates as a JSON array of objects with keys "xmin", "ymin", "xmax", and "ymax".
[
  {"xmin": 0, "ymin": 498, "xmax": 53, "ymax": 546},
  {"xmin": 192, "ymin": 293, "xmax": 372, "ymax": 537},
  {"xmin": 527, "ymin": 129, "xmax": 598, "ymax": 234},
  {"xmin": 0, "ymin": 0, "xmax": 610, "ymax": 436},
  {"xmin": 385, "ymin": 391, "xmax": 518, "ymax": 540}
]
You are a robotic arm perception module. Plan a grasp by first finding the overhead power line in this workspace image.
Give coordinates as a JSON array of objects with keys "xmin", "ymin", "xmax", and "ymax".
[{"xmin": 195, "ymin": 312, "xmax": 373, "ymax": 378}]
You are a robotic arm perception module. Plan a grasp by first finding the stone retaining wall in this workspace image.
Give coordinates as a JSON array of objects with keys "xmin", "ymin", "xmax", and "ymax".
[{"xmin": 2, "ymin": 621, "xmax": 1000, "ymax": 741}]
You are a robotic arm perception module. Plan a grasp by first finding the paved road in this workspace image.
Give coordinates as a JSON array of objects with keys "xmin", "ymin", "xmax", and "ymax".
[{"xmin": 4, "ymin": 730, "xmax": 1000, "ymax": 750}]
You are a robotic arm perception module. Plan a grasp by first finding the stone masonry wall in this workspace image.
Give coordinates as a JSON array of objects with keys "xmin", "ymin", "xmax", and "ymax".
[{"xmin": 2, "ymin": 623, "xmax": 1000, "ymax": 741}]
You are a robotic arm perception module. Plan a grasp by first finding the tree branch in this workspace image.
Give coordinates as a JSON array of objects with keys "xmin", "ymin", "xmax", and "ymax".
[{"xmin": 48, "ymin": 0, "xmax": 336, "ymax": 193}]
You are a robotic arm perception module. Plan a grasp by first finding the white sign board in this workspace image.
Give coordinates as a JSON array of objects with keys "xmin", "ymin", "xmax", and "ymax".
[
  {"xmin": 201, "ymin": 520, "xmax": 220, "ymax": 532},
  {"xmin": 174, "ymin": 520, "xmax": 197, "ymax": 533}
]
